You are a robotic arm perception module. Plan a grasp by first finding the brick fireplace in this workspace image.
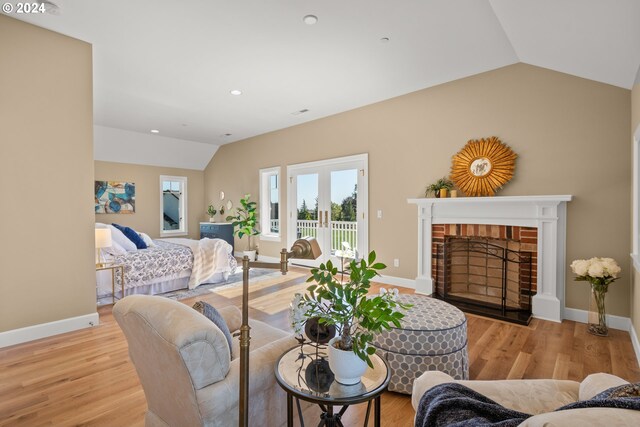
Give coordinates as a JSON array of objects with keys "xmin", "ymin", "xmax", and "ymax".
[
  {"xmin": 432, "ymin": 224, "xmax": 538, "ymax": 324},
  {"xmin": 408, "ymin": 195, "xmax": 572, "ymax": 323}
]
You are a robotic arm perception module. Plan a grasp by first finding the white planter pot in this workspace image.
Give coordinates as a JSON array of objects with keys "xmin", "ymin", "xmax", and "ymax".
[
  {"xmin": 208, "ymin": 217, "xmax": 215, "ymax": 223},
  {"xmin": 243, "ymin": 250, "xmax": 257, "ymax": 261},
  {"xmin": 327, "ymin": 336, "xmax": 367, "ymax": 385}
]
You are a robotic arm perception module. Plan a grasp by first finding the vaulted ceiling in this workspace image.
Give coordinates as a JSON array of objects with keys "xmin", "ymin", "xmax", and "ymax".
[{"xmin": 4, "ymin": 0, "xmax": 640, "ymax": 151}]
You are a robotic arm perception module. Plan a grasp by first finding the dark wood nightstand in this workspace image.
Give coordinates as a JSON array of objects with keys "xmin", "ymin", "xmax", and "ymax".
[{"xmin": 199, "ymin": 222, "xmax": 234, "ymax": 253}]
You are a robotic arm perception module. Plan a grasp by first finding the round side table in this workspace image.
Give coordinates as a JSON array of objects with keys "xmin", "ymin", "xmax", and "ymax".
[{"xmin": 275, "ymin": 343, "xmax": 390, "ymax": 427}]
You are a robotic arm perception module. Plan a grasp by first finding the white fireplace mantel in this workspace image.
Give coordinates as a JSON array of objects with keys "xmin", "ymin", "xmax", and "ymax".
[{"xmin": 408, "ymin": 195, "xmax": 572, "ymax": 322}]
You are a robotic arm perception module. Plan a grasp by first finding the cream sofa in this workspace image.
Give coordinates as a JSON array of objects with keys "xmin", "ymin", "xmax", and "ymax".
[
  {"xmin": 114, "ymin": 295, "xmax": 299, "ymax": 427},
  {"xmin": 411, "ymin": 371, "xmax": 640, "ymax": 426}
]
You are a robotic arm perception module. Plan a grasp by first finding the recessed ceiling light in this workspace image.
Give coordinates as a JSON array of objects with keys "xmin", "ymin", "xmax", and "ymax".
[
  {"xmin": 223, "ymin": 133, "xmax": 232, "ymax": 137},
  {"xmin": 230, "ymin": 89, "xmax": 242, "ymax": 96},
  {"xmin": 303, "ymin": 15, "xmax": 318, "ymax": 25},
  {"xmin": 150, "ymin": 129, "xmax": 160, "ymax": 134},
  {"xmin": 36, "ymin": 0, "xmax": 60, "ymax": 15},
  {"xmin": 380, "ymin": 37, "xmax": 390, "ymax": 43}
]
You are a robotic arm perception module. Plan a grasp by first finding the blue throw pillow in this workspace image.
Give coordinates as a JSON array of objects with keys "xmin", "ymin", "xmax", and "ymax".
[
  {"xmin": 112, "ymin": 223, "xmax": 147, "ymax": 249},
  {"xmin": 193, "ymin": 301, "xmax": 233, "ymax": 358}
]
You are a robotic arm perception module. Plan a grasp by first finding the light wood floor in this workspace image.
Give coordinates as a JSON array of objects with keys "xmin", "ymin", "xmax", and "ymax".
[{"xmin": 1, "ymin": 267, "xmax": 639, "ymax": 426}]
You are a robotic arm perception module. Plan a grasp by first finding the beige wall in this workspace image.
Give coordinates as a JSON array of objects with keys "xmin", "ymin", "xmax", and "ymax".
[
  {"xmin": 95, "ymin": 161, "xmax": 205, "ymax": 239},
  {"xmin": 205, "ymin": 63, "xmax": 632, "ymax": 316},
  {"xmin": 0, "ymin": 16, "xmax": 95, "ymax": 332}
]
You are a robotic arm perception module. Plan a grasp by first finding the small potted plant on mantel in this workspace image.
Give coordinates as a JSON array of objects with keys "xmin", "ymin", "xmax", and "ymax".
[
  {"xmin": 226, "ymin": 194, "xmax": 260, "ymax": 261},
  {"xmin": 426, "ymin": 177, "xmax": 454, "ymax": 198},
  {"xmin": 292, "ymin": 252, "xmax": 411, "ymax": 385},
  {"xmin": 207, "ymin": 205, "xmax": 217, "ymax": 222}
]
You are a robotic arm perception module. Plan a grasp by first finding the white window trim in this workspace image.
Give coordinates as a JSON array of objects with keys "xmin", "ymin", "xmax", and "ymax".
[
  {"xmin": 259, "ymin": 166, "xmax": 281, "ymax": 242},
  {"xmin": 160, "ymin": 175, "xmax": 188, "ymax": 237},
  {"xmin": 632, "ymin": 125, "xmax": 640, "ymax": 272}
]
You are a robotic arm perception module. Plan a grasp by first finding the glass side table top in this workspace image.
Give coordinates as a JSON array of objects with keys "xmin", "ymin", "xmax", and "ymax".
[{"xmin": 275, "ymin": 343, "xmax": 390, "ymax": 405}]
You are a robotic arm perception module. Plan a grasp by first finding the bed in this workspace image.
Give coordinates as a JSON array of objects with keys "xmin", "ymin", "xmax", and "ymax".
[{"xmin": 96, "ymin": 237, "xmax": 237, "ymax": 301}]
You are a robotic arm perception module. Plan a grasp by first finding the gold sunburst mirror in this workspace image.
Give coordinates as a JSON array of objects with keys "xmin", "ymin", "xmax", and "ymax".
[{"xmin": 450, "ymin": 136, "xmax": 517, "ymax": 197}]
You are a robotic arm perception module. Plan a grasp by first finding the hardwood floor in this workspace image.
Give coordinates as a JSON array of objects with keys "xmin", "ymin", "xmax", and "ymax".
[{"xmin": 1, "ymin": 267, "xmax": 639, "ymax": 426}]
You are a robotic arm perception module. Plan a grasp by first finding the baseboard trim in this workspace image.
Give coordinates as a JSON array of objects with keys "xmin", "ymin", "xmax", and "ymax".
[
  {"xmin": 563, "ymin": 307, "xmax": 631, "ymax": 331},
  {"xmin": 375, "ymin": 274, "xmax": 416, "ymax": 290},
  {"xmin": 0, "ymin": 312, "xmax": 99, "ymax": 349},
  {"xmin": 629, "ymin": 322, "xmax": 640, "ymax": 368}
]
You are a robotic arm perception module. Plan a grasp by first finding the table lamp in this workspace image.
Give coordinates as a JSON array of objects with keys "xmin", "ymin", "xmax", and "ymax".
[
  {"xmin": 238, "ymin": 237, "xmax": 321, "ymax": 427},
  {"xmin": 95, "ymin": 228, "xmax": 112, "ymax": 267}
]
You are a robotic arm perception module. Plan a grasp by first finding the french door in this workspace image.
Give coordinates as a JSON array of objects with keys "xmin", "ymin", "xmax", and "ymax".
[{"xmin": 287, "ymin": 154, "xmax": 368, "ymax": 268}]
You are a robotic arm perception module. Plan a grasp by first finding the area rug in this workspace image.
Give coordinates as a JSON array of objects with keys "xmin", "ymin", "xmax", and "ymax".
[
  {"xmin": 163, "ymin": 268, "xmax": 286, "ymax": 300},
  {"xmin": 97, "ymin": 267, "xmax": 284, "ymax": 305}
]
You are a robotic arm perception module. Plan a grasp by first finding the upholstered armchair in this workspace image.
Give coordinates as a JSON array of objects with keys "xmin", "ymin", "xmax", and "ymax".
[
  {"xmin": 412, "ymin": 370, "xmax": 640, "ymax": 426},
  {"xmin": 113, "ymin": 295, "xmax": 298, "ymax": 427}
]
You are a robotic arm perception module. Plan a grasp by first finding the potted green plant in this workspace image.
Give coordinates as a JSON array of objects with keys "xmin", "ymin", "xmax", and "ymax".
[
  {"xmin": 292, "ymin": 251, "xmax": 411, "ymax": 384},
  {"xmin": 425, "ymin": 177, "xmax": 454, "ymax": 198},
  {"xmin": 226, "ymin": 194, "xmax": 260, "ymax": 260},
  {"xmin": 207, "ymin": 205, "xmax": 217, "ymax": 222}
]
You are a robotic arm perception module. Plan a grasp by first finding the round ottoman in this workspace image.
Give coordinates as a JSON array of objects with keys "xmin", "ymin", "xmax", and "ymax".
[{"xmin": 373, "ymin": 294, "xmax": 468, "ymax": 394}]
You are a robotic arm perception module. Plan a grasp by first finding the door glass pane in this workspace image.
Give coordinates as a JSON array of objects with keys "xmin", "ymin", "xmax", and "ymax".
[
  {"xmin": 296, "ymin": 173, "xmax": 319, "ymax": 239},
  {"xmin": 330, "ymin": 169, "xmax": 358, "ymax": 256}
]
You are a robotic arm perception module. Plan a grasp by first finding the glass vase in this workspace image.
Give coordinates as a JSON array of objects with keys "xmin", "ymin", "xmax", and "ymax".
[{"xmin": 587, "ymin": 284, "xmax": 608, "ymax": 336}]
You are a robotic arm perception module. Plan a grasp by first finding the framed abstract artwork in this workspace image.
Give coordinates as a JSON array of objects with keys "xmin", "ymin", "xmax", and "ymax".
[{"xmin": 95, "ymin": 181, "xmax": 136, "ymax": 214}]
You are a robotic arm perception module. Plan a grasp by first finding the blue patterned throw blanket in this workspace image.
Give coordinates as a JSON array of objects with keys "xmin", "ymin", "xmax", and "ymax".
[{"xmin": 415, "ymin": 382, "xmax": 640, "ymax": 427}]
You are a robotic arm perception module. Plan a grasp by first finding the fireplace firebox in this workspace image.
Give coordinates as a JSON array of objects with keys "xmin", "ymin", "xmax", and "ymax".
[{"xmin": 435, "ymin": 236, "xmax": 533, "ymax": 325}]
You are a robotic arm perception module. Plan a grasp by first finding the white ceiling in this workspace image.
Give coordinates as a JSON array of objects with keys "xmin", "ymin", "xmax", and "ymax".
[{"xmin": 4, "ymin": 0, "xmax": 640, "ymax": 152}]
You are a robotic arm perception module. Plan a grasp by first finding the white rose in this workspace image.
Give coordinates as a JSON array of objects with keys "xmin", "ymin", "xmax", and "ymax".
[
  {"xmin": 587, "ymin": 262, "xmax": 605, "ymax": 278},
  {"xmin": 602, "ymin": 259, "xmax": 621, "ymax": 278},
  {"xmin": 571, "ymin": 259, "xmax": 590, "ymax": 276}
]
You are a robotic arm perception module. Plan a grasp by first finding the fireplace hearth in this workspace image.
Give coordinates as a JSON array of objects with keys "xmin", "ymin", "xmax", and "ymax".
[{"xmin": 434, "ymin": 236, "xmax": 533, "ymax": 325}]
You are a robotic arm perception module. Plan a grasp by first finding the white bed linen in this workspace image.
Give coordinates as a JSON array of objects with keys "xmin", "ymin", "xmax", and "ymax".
[{"xmin": 96, "ymin": 238, "xmax": 235, "ymax": 298}]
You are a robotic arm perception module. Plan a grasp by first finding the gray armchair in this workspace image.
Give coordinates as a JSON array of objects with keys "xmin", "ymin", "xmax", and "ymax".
[{"xmin": 113, "ymin": 295, "xmax": 298, "ymax": 427}]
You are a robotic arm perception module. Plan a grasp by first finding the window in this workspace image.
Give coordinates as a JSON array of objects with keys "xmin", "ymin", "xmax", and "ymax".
[
  {"xmin": 633, "ymin": 125, "xmax": 640, "ymax": 271},
  {"xmin": 160, "ymin": 175, "xmax": 188, "ymax": 236},
  {"xmin": 259, "ymin": 167, "xmax": 281, "ymax": 241}
]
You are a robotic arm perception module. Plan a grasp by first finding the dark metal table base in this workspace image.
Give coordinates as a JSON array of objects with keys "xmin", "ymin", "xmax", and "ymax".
[{"xmin": 287, "ymin": 394, "xmax": 381, "ymax": 427}]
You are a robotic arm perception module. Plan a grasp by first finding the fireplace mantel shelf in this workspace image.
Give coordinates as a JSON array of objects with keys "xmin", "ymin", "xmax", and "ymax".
[
  {"xmin": 408, "ymin": 194, "xmax": 573, "ymax": 323},
  {"xmin": 407, "ymin": 195, "xmax": 572, "ymax": 205}
]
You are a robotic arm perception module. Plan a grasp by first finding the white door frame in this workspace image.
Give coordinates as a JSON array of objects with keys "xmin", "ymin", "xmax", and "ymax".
[{"xmin": 287, "ymin": 153, "xmax": 369, "ymax": 266}]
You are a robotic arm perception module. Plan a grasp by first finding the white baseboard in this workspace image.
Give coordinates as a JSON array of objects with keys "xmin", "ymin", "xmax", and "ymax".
[
  {"xmin": 375, "ymin": 274, "xmax": 416, "ymax": 290},
  {"xmin": 0, "ymin": 312, "xmax": 99, "ymax": 349},
  {"xmin": 563, "ymin": 307, "xmax": 631, "ymax": 331},
  {"xmin": 630, "ymin": 322, "xmax": 640, "ymax": 368}
]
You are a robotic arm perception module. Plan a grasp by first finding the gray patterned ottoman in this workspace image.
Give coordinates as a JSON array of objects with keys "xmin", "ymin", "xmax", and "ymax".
[{"xmin": 373, "ymin": 294, "xmax": 468, "ymax": 394}]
